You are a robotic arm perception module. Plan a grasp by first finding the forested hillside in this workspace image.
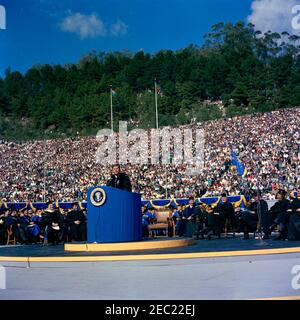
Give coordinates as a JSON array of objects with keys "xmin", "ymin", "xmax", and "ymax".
[{"xmin": 1, "ymin": 22, "xmax": 300, "ymax": 140}]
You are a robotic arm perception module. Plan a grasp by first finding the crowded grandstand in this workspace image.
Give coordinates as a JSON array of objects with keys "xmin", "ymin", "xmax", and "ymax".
[{"xmin": 0, "ymin": 107, "xmax": 299, "ymax": 202}]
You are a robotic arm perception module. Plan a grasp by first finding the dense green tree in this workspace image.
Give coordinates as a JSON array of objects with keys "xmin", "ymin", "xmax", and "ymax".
[{"xmin": 1, "ymin": 22, "xmax": 300, "ymax": 140}]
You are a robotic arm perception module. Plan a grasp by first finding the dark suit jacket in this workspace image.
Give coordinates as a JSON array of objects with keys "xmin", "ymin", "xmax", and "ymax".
[{"xmin": 106, "ymin": 172, "xmax": 132, "ymax": 192}]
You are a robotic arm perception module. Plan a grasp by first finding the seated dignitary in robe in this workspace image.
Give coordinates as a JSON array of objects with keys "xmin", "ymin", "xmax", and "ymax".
[
  {"xmin": 172, "ymin": 205, "xmax": 185, "ymax": 237},
  {"xmin": 44, "ymin": 202, "xmax": 63, "ymax": 245},
  {"xmin": 0, "ymin": 211, "xmax": 6, "ymax": 245},
  {"xmin": 214, "ymin": 193, "xmax": 236, "ymax": 232},
  {"xmin": 239, "ymin": 191, "xmax": 270, "ymax": 240},
  {"xmin": 182, "ymin": 197, "xmax": 201, "ymax": 238},
  {"xmin": 27, "ymin": 210, "xmax": 41, "ymax": 244},
  {"xmin": 141, "ymin": 205, "xmax": 151, "ymax": 237},
  {"xmin": 67, "ymin": 202, "xmax": 87, "ymax": 242},
  {"xmin": 287, "ymin": 189, "xmax": 300, "ymax": 241},
  {"xmin": 204, "ymin": 204, "xmax": 223, "ymax": 240},
  {"xmin": 16, "ymin": 209, "xmax": 30, "ymax": 244},
  {"xmin": 5, "ymin": 210, "xmax": 19, "ymax": 243},
  {"xmin": 267, "ymin": 189, "xmax": 290, "ymax": 240}
]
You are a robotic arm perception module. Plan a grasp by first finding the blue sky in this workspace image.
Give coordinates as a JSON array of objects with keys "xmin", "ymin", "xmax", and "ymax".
[{"xmin": 0, "ymin": 0, "xmax": 298, "ymax": 76}]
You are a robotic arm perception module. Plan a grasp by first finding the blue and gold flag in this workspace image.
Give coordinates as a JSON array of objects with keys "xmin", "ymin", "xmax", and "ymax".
[{"xmin": 231, "ymin": 149, "xmax": 247, "ymax": 177}]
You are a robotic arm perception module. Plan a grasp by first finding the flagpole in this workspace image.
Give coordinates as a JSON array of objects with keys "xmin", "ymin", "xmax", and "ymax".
[
  {"xmin": 110, "ymin": 86, "xmax": 113, "ymax": 132},
  {"xmin": 43, "ymin": 136, "xmax": 46, "ymax": 203},
  {"xmin": 154, "ymin": 78, "xmax": 167, "ymax": 198},
  {"xmin": 154, "ymin": 78, "xmax": 158, "ymax": 129}
]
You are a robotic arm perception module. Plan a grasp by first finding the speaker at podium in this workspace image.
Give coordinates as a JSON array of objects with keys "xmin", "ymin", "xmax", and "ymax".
[{"xmin": 87, "ymin": 186, "xmax": 142, "ymax": 243}]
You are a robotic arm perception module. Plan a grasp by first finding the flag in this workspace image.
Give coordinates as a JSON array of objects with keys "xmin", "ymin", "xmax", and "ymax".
[
  {"xmin": 231, "ymin": 149, "xmax": 247, "ymax": 177},
  {"xmin": 111, "ymin": 89, "xmax": 117, "ymax": 97},
  {"xmin": 156, "ymin": 85, "xmax": 161, "ymax": 95}
]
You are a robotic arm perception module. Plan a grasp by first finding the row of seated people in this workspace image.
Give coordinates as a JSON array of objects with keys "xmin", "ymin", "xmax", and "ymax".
[
  {"xmin": 0, "ymin": 201, "xmax": 87, "ymax": 245},
  {"xmin": 142, "ymin": 190, "xmax": 300, "ymax": 241},
  {"xmin": 2, "ymin": 189, "xmax": 300, "ymax": 245}
]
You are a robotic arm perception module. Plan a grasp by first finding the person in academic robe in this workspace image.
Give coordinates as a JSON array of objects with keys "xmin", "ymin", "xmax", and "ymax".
[
  {"xmin": 172, "ymin": 205, "xmax": 185, "ymax": 236},
  {"xmin": 44, "ymin": 202, "xmax": 63, "ymax": 245},
  {"xmin": 17, "ymin": 210, "xmax": 30, "ymax": 244},
  {"xmin": 39, "ymin": 209, "xmax": 51, "ymax": 245},
  {"xmin": 81, "ymin": 209, "xmax": 87, "ymax": 241},
  {"xmin": 148, "ymin": 207, "xmax": 160, "ymax": 236},
  {"xmin": 142, "ymin": 206, "xmax": 157, "ymax": 237},
  {"xmin": 106, "ymin": 164, "xmax": 132, "ymax": 192},
  {"xmin": 59, "ymin": 209, "xmax": 70, "ymax": 243},
  {"xmin": 0, "ymin": 211, "xmax": 6, "ymax": 245},
  {"xmin": 239, "ymin": 191, "xmax": 270, "ymax": 240},
  {"xmin": 287, "ymin": 190, "xmax": 300, "ymax": 241},
  {"xmin": 204, "ymin": 204, "xmax": 223, "ymax": 240},
  {"xmin": 182, "ymin": 197, "xmax": 201, "ymax": 237},
  {"xmin": 27, "ymin": 210, "xmax": 41, "ymax": 244},
  {"xmin": 141, "ymin": 206, "xmax": 151, "ymax": 237},
  {"xmin": 214, "ymin": 193, "xmax": 236, "ymax": 231},
  {"xmin": 5, "ymin": 210, "xmax": 19, "ymax": 242},
  {"xmin": 167, "ymin": 206, "xmax": 176, "ymax": 237},
  {"xmin": 267, "ymin": 189, "xmax": 290, "ymax": 240},
  {"xmin": 67, "ymin": 202, "xmax": 87, "ymax": 242},
  {"xmin": 192, "ymin": 203, "xmax": 207, "ymax": 240}
]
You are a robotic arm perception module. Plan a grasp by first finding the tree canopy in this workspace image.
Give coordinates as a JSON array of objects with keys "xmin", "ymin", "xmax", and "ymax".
[{"xmin": 1, "ymin": 22, "xmax": 300, "ymax": 140}]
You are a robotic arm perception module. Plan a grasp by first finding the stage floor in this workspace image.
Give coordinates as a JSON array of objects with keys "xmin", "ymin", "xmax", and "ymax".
[
  {"xmin": 0, "ymin": 234, "xmax": 300, "ymax": 259},
  {"xmin": 1, "ymin": 239, "xmax": 300, "ymax": 300},
  {"xmin": 1, "ymin": 235, "xmax": 300, "ymax": 299}
]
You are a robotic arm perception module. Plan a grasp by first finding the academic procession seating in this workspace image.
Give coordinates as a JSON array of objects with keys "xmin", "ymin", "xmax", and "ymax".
[
  {"xmin": 145, "ymin": 196, "xmax": 249, "ymax": 238},
  {"xmin": 0, "ymin": 196, "xmax": 249, "ymax": 240}
]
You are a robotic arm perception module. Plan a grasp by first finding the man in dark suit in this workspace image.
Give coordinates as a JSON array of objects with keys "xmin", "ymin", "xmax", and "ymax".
[{"xmin": 106, "ymin": 164, "xmax": 132, "ymax": 192}]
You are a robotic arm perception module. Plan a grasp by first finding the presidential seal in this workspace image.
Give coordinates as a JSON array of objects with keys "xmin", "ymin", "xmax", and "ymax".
[{"xmin": 90, "ymin": 187, "xmax": 106, "ymax": 207}]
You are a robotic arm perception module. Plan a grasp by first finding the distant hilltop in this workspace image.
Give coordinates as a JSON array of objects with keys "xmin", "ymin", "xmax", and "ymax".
[{"xmin": 1, "ymin": 22, "xmax": 300, "ymax": 141}]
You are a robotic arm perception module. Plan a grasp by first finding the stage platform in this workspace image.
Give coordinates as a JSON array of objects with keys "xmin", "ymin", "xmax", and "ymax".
[
  {"xmin": 65, "ymin": 237, "xmax": 194, "ymax": 252},
  {"xmin": 0, "ymin": 235, "xmax": 300, "ymax": 262}
]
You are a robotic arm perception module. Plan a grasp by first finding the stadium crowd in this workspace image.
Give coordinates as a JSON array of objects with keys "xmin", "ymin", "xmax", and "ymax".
[{"xmin": 0, "ymin": 107, "xmax": 299, "ymax": 203}]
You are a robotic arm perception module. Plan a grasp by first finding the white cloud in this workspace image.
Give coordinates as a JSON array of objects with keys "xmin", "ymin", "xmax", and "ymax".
[
  {"xmin": 110, "ymin": 20, "xmax": 128, "ymax": 36},
  {"xmin": 248, "ymin": 0, "xmax": 299, "ymax": 34},
  {"xmin": 60, "ymin": 12, "xmax": 107, "ymax": 39}
]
